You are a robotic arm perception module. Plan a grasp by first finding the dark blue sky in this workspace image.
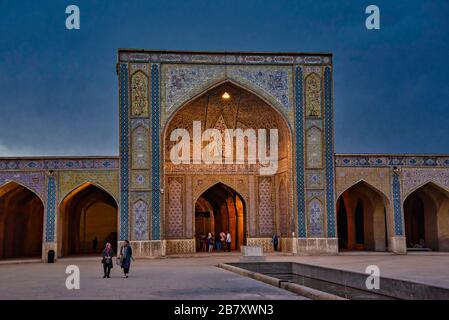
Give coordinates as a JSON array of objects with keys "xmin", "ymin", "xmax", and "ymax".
[{"xmin": 0, "ymin": 0, "xmax": 448, "ymax": 156}]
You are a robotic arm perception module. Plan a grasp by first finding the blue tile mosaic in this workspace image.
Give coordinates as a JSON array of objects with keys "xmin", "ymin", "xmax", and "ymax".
[
  {"xmin": 45, "ymin": 176, "xmax": 56, "ymax": 242},
  {"xmin": 151, "ymin": 64, "xmax": 161, "ymax": 240},
  {"xmin": 295, "ymin": 66, "xmax": 306, "ymax": 238},
  {"xmin": 324, "ymin": 67, "xmax": 336, "ymax": 237},
  {"xmin": 392, "ymin": 172, "xmax": 404, "ymax": 236},
  {"xmin": 119, "ymin": 63, "xmax": 130, "ymax": 241}
]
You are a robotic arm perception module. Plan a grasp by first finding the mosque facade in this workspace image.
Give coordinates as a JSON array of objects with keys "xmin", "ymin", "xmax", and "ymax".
[{"xmin": 1, "ymin": 50, "xmax": 448, "ymax": 261}]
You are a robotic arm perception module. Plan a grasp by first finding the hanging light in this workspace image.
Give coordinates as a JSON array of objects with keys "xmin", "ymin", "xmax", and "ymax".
[
  {"xmin": 222, "ymin": 56, "xmax": 231, "ymax": 100},
  {"xmin": 222, "ymin": 92, "xmax": 231, "ymax": 99}
]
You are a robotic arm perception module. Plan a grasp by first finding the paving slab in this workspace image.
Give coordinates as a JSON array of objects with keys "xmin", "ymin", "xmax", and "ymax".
[
  {"xmin": 0, "ymin": 255, "xmax": 305, "ymax": 300},
  {"xmin": 1, "ymin": 253, "xmax": 448, "ymax": 299}
]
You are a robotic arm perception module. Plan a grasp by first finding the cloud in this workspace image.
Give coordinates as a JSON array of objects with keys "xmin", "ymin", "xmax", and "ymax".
[{"xmin": 0, "ymin": 140, "xmax": 41, "ymax": 157}]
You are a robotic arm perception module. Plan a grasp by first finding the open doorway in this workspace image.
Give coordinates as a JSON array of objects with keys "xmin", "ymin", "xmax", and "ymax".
[{"xmin": 194, "ymin": 183, "xmax": 246, "ymax": 252}]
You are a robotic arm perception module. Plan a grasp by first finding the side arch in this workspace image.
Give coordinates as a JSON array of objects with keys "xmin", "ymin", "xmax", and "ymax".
[
  {"xmin": 403, "ymin": 180, "xmax": 449, "ymax": 201},
  {"xmin": 59, "ymin": 177, "xmax": 119, "ymax": 205},
  {"xmin": 58, "ymin": 182, "xmax": 118, "ymax": 257},
  {"xmin": 336, "ymin": 179, "xmax": 391, "ymax": 251},
  {"xmin": 0, "ymin": 181, "xmax": 44, "ymax": 259},
  {"xmin": 337, "ymin": 179, "xmax": 391, "ymax": 205},
  {"xmin": 403, "ymin": 181, "xmax": 449, "ymax": 251},
  {"xmin": 0, "ymin": 180, "xmax": 45, "ymax": 203}
]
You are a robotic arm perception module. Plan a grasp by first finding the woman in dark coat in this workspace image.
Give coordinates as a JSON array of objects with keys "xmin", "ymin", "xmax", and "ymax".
[
  {"xmin": 101, "ymin": 242, "xmax": 114, "ymax": 278},
  {"xmin": 119, "ymin": 240, "xmax": 133, "ymax": 278}
]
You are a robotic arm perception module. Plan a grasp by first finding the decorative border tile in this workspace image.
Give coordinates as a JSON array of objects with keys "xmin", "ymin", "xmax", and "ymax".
[
  {"xmin": 392, "ymin": 171, "xmax": 404, "ymax": 236},
  {"xmin": 45, "ymin": 175, "xmax": 56, "ymax": 242},
  {"xmin": 0, "ymin": 158, "xmax": 118, "ymax": 171},
  {"xmin": 0, "ymin": 172, "xmax": 45, "ymax": 200},
  {"xmin": 295, "ymin": 66, "xmax": 306, "ymax": 238},
  {"xmin": 58, "ymin": 170, "xmax": 118, "ymax": 202},
  {"xmin": 151, "ymin": 64, "xmax": 161, "ymax": 240},
  {"xmin": 401, "ymin": 168, "xmax": 449, "ymax": 198},
  {"xmin": 336, "ymin": 155, "xmax": 449, "ymax": 168},
  {"xmin": 161, "ymin": 64, "xmax": 293, "ymax": 124},
  {"xmin": 119, "ymin": 63, "xmax": 130, "ymax": 241},
  {"xmin": 120, "ymin": 51, "xmax": 332, "ymax": 65},
  {"xmin": 324, "ymin": 67, "xmax": 336, "ymax": 237}
]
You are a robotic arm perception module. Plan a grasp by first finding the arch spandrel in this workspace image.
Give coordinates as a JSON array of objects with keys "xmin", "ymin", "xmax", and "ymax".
[
  {"xmin": 335, "ymin": 167, "xmax": 391, "ymax": 204},
  {"xmin": 161, "ymin": 64, "xmax": 294, "ymax": 128},
  {"xmin": 337, "ymin": 179, "xmax": 390, "ymax": 206},
  {"xmin": 0, "ymin": 172, "xmax": 45, "ymax": 201},
  {"xmin": 192, "ymin": 177, "xmax": 249, "ymax": 205},
  {"xmin": 403, "ymin": 180, "xmax": 449, "ymax": 202},
  {"xmin": 0, "ymin": 180, "xmax": 45, "ymax": 204},
  {"xmin": 58, "ymin": 170, "xmax": 119, "ymax": 204},
  {"xmin": 401, "ymin": 168, "xmax": 449, "ymax": 199}
]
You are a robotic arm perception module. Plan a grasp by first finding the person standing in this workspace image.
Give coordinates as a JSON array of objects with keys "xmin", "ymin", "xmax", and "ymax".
[
  {"xmin": 215, "ymin": 234, "xmax": 222, "ymax": 252},
  {"xmin": 92, "ymin": 236, "xmax": 98, "ymax": 252},
  {"xmin": 220, "ymin": 231, "xmax": 226, "ymax": 251},
  {"xmin": 226, "ymin": 231, "xmax": 232, "ymax": 252},
  {"xmin": 272, "ymin": 234, "xmax": 279, "ymax": 252},
  {"xmin": 207, "ymin": 233, "xmax": 214, "ymax": 253},
  {"xmin": 119, "ymin": 240, "xmax": 133, "ymax": 278},
  {"xmin": 101, "ymin": 242, "xmax": 114, "ymax": 278}
]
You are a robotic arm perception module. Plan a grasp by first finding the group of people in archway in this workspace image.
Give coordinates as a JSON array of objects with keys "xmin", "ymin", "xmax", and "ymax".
[{"xmin": 199, "ymin": 231, "xmax": 232, "ymax": 253}]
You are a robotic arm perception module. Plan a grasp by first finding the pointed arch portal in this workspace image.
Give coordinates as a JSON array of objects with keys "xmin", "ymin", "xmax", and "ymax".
[
  {"xmin": 194, "ymin": 183, "xmax": 246, "ymax": 252},
  {"xmin": 0, "ymin": 182, "xmax": 44, "ymax": 259},
  {"xmin": 163, "ymin": 81, "xmax": 293, "ymax": 253},
  {"xmin": 403, "ymin": 182, "xmax": 449, "ymax": 251},
  {"xmin": 58, "ymin": 183, "xmax": 118, "ymax": 257},
  {"xmin": 336, "ymin": 181, "xmax": 390, "ymax": 251}
]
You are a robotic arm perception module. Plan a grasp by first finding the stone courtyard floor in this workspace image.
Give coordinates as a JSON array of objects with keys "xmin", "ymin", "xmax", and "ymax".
[{"xmin": 0, "ymin": 253, "xmax": 448, "ymax": 299}]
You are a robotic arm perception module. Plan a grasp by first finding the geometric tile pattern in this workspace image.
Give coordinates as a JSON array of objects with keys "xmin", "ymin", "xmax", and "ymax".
[
  {"xmin": 131, "ymin": 126, "xmax": 149, "ymax": 169},
  {"xmin": 308, "ymin": 198, "xmax": 323, "ymax": 238},
  {"xmin": 151, "ymin": 63, "xmax": 161, "ymax": 240},
  {"xmin": 401, "ymin": 168, "xmax": 449, "ymax": 198},
  {"xmin": 162, "ymin": 64, "xmax": 293, "ymax": 117},
  {"xmin": 335, "ymin": 167, "xmax": 390, "ymax": 200},
  {"xmin": 119, "ymin": 63, "xmax": 130, "ymax": 241},
  {"xmin": 392, "ymin": 171, "xmax": 404, "ymax": 236},
  {"xmin": 306, "ymin": 126, "xmax": 322, "ymax": 168},
  {"xmin": 0, "ymin": 172, "xmax": 45, "ymax": 200},
  {"xmin": 258, "ymin": 177, "xmax": 274, "ymax": 236},
  {"xmin": 295, "ymin": 66, "xmax": 306, "ymax": 238},
  {"xmin": 0, "ymin": 158, "xmax": 118, "ymax": 171},
  {"xmin": 306, "ymin": 171, "xmax": 324, "ymax": 189},
  {"xmin": 278, "ymin": 179, "xmax": 289, "ymax": 237},
  {"xmin": 58, "ymin": 170, "xmax": 118, "ymax": 202},
  {"xmin": 167, "ymin": 178, "xmax": 183, "ymax": 238},
  {"xmin": 120, "ymin": 51, "xmax": 331, "ymax": 65},
  {"xmin": 133, "ymin": 199, "xmax": 149, "ymax": 240},
  {"xmin": 45, "ymin": 175, "xmax": 56, "ymax": 242},
  {"xmin": 336, "ymin": 155, "xmax": 449, "ymax": 167},
  {"xmin": 324, "ymin": 67, "xmax": 336, "ymax": 237}
]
